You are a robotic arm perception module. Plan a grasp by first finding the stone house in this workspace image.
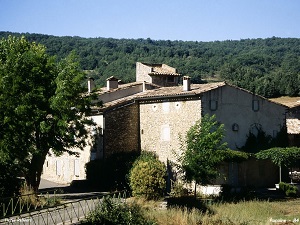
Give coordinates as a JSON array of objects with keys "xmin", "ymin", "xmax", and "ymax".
[{"xmin": 42, "ymin": 62, "xmax": 289, "ymax": 187}]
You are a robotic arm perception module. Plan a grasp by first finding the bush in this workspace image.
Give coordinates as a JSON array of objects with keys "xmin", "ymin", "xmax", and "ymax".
[
  {"xmin": 129, "ymin": 152, "xmax": 166, "ymax": 200},
  {"xmin": 85, "ymin": 152, "xmax": 139, "ymax": 190},
  {"xmin": 84, "ymin": 196, "xmax": 155, "ymax": 225},
  {"xmin": 279, "ymin": 182, "xmax": 298, "ymax": 197}
]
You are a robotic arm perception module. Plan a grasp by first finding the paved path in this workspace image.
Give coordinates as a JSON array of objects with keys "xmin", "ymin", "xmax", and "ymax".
[{"xmin": 39, "ymin": 179, "xmax": 69, "ymax": 190}]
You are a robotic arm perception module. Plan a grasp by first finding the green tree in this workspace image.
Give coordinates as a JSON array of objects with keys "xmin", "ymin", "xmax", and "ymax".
[
  {"xmin": 178, "ymin": 114, "xmax": 248, "ymax": 196},
  {"xmin": 0, "ymin": 36, "xmax": 94, "ymax": 191},
  {"xmin": 256, "ymin": 147, "xmax": 300, "ymax": 182}
]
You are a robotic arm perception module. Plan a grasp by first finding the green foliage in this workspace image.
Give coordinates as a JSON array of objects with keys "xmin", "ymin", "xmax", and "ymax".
[
  {"xmin": 85, "ymin": 152, "xmax": 139, "ymax": 190},
  {"xmin": 1, "ymin": 32, "xmax": 300, "ymax": 98},
  {"xmin": 85, "ymin": 197, "xmax": 155, "ymax": 225},
  {"xmin": 256, "ymin": 147, "xmax": 300, "ymax": 167},
  {"xmin": 179, "ymin": 114, "xmax": 247, "ymax": 187},
  {"xmin": 129, "ymin": 152, "xmax": 166, "ymax": 200},
  {"xmin": 240, "ymin": 126, "xmax": 289, "ymax": 153},
  {"xmin": 0, "ymin": 36, "xmax": 94, "ymax": 190},
  {"xmin": 0, "ymin": 161, "xmax": 22, "ymax": 197},
  {"xmin": 279, "ymin": 182, "xmax": 298, "ymax": 197}
]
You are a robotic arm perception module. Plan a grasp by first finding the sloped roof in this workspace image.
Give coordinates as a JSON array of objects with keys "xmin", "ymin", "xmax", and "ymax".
[
  {"xmin": 269, "ymin": 96, "xmax": 300, "ymax": 108},
  {"xmin": 94, "ymin": 81, "xmax": 288, "ymax": 113},
  {"xmin": 136, "ymin": 82, "xmax": 226, "ymax": 99}
]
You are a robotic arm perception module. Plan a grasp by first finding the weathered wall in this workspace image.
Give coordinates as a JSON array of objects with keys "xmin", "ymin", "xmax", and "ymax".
[
  {"xmin": 103, "ymin": 102, "xmax": 140, "ymax": 158},
  {"xmin": 238, "ymin": 158, "xmax": 279, "ymax": 187},
  {"xmin": 139, "ymin": 97, "xmax": 201, "ymax": 163},
  {"xmin": 202, "ymin": 85, "xmax": 287, "ymax": 150},
  {"xmin": 200, "ymin": 85, "xmax": 287, "ymax": 186},
  {"xmin": 41, "ymin": 115, "xmax": 104, "ymax": 184},
  {"xmin": 136, "ymin": 62, "xmax": 152, "ymax": 83},
  {"xmin": 42, "ymin": 148, "xmax": 90, "ymax": 184}
]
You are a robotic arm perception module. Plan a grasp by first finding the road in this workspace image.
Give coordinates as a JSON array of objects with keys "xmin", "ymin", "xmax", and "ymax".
[
  {"xmin": 39, "ymin": 179, "xmax": 69, "ymax": 190},
  {"xmin": 1, "ymin": 197, "xmax": 102, "ymax": 225}
]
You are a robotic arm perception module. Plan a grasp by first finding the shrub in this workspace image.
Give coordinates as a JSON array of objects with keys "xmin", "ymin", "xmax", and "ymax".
[
  {"xmin": 85, "ymin": 152, "xmax": 139, "ymax": 190},
  {"xmin": 129, "ymin": 152, "xmax": 166, "ymax": 200},
  {"xmin": 84, "ymin": 196, "xmax": 155, "ymax": 225},
  {"xmin": 279, "ymin": 182, "xmax": 298, "ymax": 197},
  {"xmin": 169, "ymin": 181, "xmax": 190, "ymax": 197}
]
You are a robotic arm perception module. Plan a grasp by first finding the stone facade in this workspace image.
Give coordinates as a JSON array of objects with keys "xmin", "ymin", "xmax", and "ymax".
[
  {"xmin": 139, "ymin": 97, "xmax": 201, "ymax": 163},
  {"xmin": 136, "ymin": 62, "xmax": 180, "ymax": 87},
  {"xmin": 201, "ymin": 85, "xmax": 287, "ymax": 150},
  {"xmin": 41, "ymin": 115, "xmax": 103, "ymax": 183},
  {"xmin": 103, "ymin": 102, "xmax": 140, "ymax": 158}
]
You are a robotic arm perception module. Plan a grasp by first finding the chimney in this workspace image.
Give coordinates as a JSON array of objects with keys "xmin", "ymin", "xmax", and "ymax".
[
  {"xmin": 88, "ymin": 77, "xmax": 95, "ymax": 93},
  {"xmin": 106, "ymin": 76, "xmax": 119, "ymax": 90},
  {"xmin": 183, "ymin": 76, "xmax": 191, "ymax": 91}
]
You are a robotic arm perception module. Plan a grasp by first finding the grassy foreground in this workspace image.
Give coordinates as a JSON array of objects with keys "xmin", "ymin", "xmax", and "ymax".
[{"xmin": 135, "ymin": 198, "xmax": 300, "ymax": 225}]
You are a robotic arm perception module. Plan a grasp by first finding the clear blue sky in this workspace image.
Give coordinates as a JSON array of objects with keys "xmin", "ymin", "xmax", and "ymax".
[{"xmin": 1, "ymin": 0, "xmax": 299, "ymax": 42}]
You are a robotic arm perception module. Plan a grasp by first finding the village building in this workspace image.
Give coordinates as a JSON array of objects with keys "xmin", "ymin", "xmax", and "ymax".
[{"xmin": 42, "ymin": 62, "xmax": 295, "ymax": 189}]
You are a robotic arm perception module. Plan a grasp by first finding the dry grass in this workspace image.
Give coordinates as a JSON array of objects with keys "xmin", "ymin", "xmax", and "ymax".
[{"xmin": 133, "ymin": 198, "xmax": 300, "ymax": 225}]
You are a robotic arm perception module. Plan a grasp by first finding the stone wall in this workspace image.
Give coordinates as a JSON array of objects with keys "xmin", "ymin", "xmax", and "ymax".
[
  {"xmin": 41, "ymin": 144, "xmax": 92, "ymax": 184},
  {"xmin": 41, "ymin": 115, "xmax": 103, "ymax": 184},
  {"xmin": 202, "ymin": 85, "xmax": 287, "ymax": 150},
  {"xmin": 104, "ymin": 102, "xmax": 140, "ymax": 158},
  {"xmin": 139, "ymin": 97, "xmax": 201, "ymax": 163},
  {"xmin": 136, "ymin": 62, "xmax": 152, "ymax": 83}
]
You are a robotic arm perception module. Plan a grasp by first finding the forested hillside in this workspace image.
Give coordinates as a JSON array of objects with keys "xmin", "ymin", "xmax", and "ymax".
[{"xmin": 1, "ymin": 31, "xmax": 299, "ymax": 97}]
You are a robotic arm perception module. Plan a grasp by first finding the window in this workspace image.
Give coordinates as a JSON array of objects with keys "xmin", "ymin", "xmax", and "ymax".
[
  {"xmin": 210, "ymin": 100, "xmax": 218, "ymax": 111},
  {"xmin": 232, "ymin": 123, "xmax": 239, "ymax": 131},
  {"xmin": 252, "ymin": 100, "xmax": 259, "ymax": 111},
  {"xmin": 74, "ymin": 159, "xmax": 80, "ymax": 177},
  {"xmin": 161, "ymin": 125, "xmax": 170, "ymax": 141},
  {"xmin": 162, "ymin": 102, "xmax": 170, "ymax": 113},
  {"xmin": 152, "ymin": 104, "xmax": 158, "ymax": 111},
  {"xmin": 56, "ymin": 160, "xmax": 62, "ymax": 176},
  {"xmin": 175, "ymin": 102, "xmax": 181, "ymax": 110}
]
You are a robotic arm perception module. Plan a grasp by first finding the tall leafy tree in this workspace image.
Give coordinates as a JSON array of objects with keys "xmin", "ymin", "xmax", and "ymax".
[
  {"xmin": 0, "ymin": 36, "xmax": 94, "ymax": 191},
  {"xmin": 178, "ymin": 114, "xmax": 248, "ymax": 196}
]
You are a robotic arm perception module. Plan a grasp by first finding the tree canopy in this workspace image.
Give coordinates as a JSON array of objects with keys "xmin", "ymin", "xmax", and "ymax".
[
  {"xmin": 0, "ymin": 36, "xmax": 94, "ymax": 193},
  {"xmin": 0, "ymin": 32, "xmax": 299, "ymax": 98},
  {"xmin": 256, "ymin": 147, "xmax": 300, "ymax": 168}
]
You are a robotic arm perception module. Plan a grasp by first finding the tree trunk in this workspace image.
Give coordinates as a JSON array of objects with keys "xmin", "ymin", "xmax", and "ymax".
[
  {"xmin": 194, "ymin": 182, "xmax": 197, "ymax": 198},
  {"xmin": 25, "ymin": 151, "xmax": 48, "ymax": 192}
]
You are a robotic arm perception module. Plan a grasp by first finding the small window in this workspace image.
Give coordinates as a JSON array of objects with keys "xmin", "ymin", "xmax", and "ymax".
[
  {"xmin": 152, "ymin": 104, "xmax": 158, "ymax": 111},
  {"xmin": 74, "ymin": 159, "xmax": 80, "ymax": 177},
  {"xmin": 210, "ymin": 100, "xmax": 218, "ymax": 111},
  {"xmin": 162, "ymin": 102, "xmax": 170, "ymax": 113},
  {"xmin": 161, "ymin": 125, "xmax": 170, "ymax": 141},
  {"xmin": 252, "ymin": 100, "xmax": 259, "ymax": 111},
  {"xmin": 56, "ymin": 160, "xmax": 62, "ymax": 176},
  {"xmin": 175, "ymin": 102, "xmax": 181, "ymax": 110},
  {"xmin": 167, "ymin": 76, "xmax": 175, "ymax": 83},
  {"xmin": 232, "ymin": 123, "xmax": 239, "ymax": 131}
]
